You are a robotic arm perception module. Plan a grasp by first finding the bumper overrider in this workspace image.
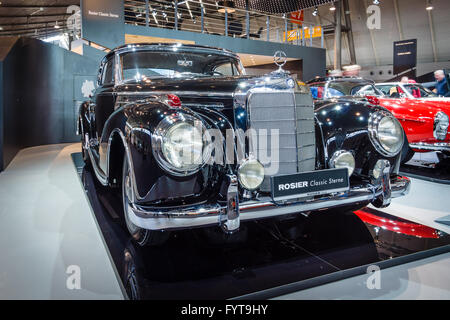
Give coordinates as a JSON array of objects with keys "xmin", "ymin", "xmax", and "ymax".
[
  {"xmin": 410, "ymin": 142, "xmax": 450, "ymax": 152},
  {"xmin": 127, "ymin": 172, "xmax": 411, "ymax": 232}
]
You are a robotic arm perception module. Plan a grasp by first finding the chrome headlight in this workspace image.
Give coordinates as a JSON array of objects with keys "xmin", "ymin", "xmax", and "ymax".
[
  {"xmin": 152, "ymin": 114, "xmax": 207, "ymax": 176},
  {"xmin": 434, "ymin": 111, "xmax": 449, "ymax": 140},
  {"xmin": 369, "ymin": 111, "xmax": 404, "ymax": 157},
  {"xmin": 329, "ymin": 150, "xmax": 355, "ymax": 176}
]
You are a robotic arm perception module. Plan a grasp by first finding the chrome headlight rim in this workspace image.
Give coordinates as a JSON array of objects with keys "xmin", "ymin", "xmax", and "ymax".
[
  {"xmin": 237, "ymin": 158, "xmax": 265, "ymax": 191},
  {"xmin": 434, "ymin": 111, "xmax": 449, "ymax": 141},
  {"xmin": 151, "ymin": 113, "xmax": 209, "ymax": 177},
  {"xmin": 368, "ymin": 110, "xmax": 404, "ymax": 157}
]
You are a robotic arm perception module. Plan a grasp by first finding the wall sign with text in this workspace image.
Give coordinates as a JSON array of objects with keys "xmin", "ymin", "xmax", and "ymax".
[
  {"xmin": 81, "ymin": 0, "xmax": 124, "ymax": 49},
  {"xmin": 393, "ymin": 39, "xmax": 417, "ymax": 77}
]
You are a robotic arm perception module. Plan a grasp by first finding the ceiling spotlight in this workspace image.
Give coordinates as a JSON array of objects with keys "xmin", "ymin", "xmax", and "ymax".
[
  {"xmin": 329, "ymin": 5, "xmax": 336, "ymax": 11},
  {"xmin": 54, "ymin": 21, "xmax": 60, "ymax": 29},
  {"xmin": 312, "ymin": 7, "xmax": 318, "ymax": 16},
  {"xmin": 373, "ymin": 0, "xmax": 380, "ymax": 4},
  {"xmin": 0, "ymin": 26, "xmax": 3, "ymax": 30},
  {"xmin": 426, "ymin": 0, "xmax": 434, "ymax": 10}
]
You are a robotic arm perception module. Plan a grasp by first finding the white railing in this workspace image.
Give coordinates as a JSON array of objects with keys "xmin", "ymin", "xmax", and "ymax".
[{"xmin": 124, "ymin": 0, "xmax": 324, "ymax": 48}]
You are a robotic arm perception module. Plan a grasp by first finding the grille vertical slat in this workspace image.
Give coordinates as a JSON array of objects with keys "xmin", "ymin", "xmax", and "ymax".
[{"xmin": 247, "ymin": 92, "xmax": 316, "ymax": 192}]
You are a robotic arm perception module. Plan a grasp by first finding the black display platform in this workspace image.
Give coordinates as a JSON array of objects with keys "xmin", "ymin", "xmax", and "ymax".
[
  {"xmin": 400, "ymin": 160, "xmax": 450, "ymax": 185},
  {"xmin": 72, "ymin": 153, "xmax": 450, "ymax": 300}
]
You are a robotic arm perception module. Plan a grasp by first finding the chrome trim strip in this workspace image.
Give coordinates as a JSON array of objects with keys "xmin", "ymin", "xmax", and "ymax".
[
  {"xmin": 127, "ymin": 176, "xmax": 411, "ymax": 231},
  {"xmin": 410, "ymin": 142, "xmax": 450, "ymax": 152},
  {"xmin": 87, "ymin": 147, "xmax": 108, "ymax": 186},
  {"xmin": 116, "ymin": 91, "xmax": 234, "ymax": 97}
]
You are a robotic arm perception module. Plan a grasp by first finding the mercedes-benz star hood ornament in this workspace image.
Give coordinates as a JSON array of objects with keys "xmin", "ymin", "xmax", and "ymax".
[{"xmin": 273, "ymin": 50, "xmax": 288, "ymax": 74}]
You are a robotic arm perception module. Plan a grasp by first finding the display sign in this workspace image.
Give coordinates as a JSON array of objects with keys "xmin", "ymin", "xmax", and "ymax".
[
  {"xmin": 284, "ymin": 26, "xmax": 322, "ymax": 42},
  {"xmin": 393, "ymin": 39, "xmax": 417, "ymax": 77},
  {"xmin": 81, "ymin": 0, "xmax": 124, "ymax": 49},
  {"xmin": 290, "ymin": 10, "xmax": 304, "ymax": 25},
  {"xmin": 271, "ymin": 168, "xmax": 349, "ymax": 201}
]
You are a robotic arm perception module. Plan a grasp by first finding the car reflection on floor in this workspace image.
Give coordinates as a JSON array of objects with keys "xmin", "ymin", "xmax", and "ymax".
[
  {"xmin": 401, "ymin": 152, "xmax": 450, "ymax": 184},
  {"xmin": 72, "ymin": 153, "xmax": 450, "ymax": 300}
]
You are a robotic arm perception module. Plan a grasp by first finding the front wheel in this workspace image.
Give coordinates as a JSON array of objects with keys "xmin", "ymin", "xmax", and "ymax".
[
  {"xmin": 401, "ymin": 132, "xmax": 414, "ymax": 164},
  {"xmin": 122, "ymin": 155, "xmax": 170, "ymax": 246}
]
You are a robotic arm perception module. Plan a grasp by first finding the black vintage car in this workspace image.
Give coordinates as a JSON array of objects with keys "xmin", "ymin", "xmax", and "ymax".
[
  {"xmin": 78, "ymin": 43, "xmax": 410, "ymax": 246},
  {"xmin": 307, "ymin": 76, "xmax": 413, "ymax": 163}
]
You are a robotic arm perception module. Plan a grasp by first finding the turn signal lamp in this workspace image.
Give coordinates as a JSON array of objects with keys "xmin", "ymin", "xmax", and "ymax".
[{"xmin": 165, "ymin": 94, "xmax": 182, "ymax": 107}]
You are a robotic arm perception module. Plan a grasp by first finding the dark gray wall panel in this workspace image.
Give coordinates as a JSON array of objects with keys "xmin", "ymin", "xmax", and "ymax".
[
  {"xmin": 0, "ymin": 61, "xmax": 3, "ymax": 170},
  {"xmin": 0, "ymin": 38, "xmax": 98, "ymax": 171}
]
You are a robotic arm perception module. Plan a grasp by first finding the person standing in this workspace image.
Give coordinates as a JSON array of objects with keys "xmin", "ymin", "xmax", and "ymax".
[
  {"xmin": 434, "ymin": 70, "xmax": 450, "ymax": 97},
  {"xmin": 400, "ymin": 76, "xmax": 409, "ymax": 83}
]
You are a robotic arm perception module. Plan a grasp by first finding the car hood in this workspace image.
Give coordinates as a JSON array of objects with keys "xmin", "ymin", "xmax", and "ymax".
[
  {"xmin": 114, "ymin": 75, "xmax": 258, "ymax": 95},
  {"xmin": 378, "ymin": 97, "xmax": 450, "ymax": 122}
]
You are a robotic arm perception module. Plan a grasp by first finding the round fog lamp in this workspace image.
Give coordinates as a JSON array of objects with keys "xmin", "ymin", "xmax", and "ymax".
[
  {"xmin": 372, "ymin": 159, "xmax": 385, "ymax": 179},
  {"xmin": 329, "ymin": 151, "xmax": 355, "ymax": 176},
  {"xmin": 238, "ymin": 159, "xmax": 265, "ymax": 190}
]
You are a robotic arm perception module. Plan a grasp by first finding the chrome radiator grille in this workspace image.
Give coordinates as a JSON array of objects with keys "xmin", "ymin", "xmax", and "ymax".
[{"xmin": 247, "ymin": 92, "xmax": 316, "ymax": 191}]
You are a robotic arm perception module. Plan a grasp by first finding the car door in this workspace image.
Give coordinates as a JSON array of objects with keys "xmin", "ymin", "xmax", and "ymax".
[{"xmin": 94, "ymin": 56, "xmax": 117, "ymax": 174}]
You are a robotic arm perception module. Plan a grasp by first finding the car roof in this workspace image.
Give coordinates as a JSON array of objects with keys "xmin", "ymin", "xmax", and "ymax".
[{"xmin": 103, "ymin": 43, "xmax": 239, "ymax": 61}]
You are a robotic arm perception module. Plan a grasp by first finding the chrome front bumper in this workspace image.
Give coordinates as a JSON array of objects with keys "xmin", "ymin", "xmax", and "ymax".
[
  {"xmin": 127, "ymin": 175, "xmax": 411, "ymax": 232},
  {"xmin": 410, "ymin": 142, "xmax": 450, "ymax": 152}
]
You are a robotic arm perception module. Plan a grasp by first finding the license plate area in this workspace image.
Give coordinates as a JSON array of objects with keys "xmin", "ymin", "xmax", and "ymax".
[{"xmin": 271, "ymin": 168, "xmax": 349, "ymax": 201}]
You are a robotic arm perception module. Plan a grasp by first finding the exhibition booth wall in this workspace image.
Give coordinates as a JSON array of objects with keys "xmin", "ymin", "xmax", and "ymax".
[{"xmin": 0, "ymin": 37, "xmax": 98, "ymax": 171}]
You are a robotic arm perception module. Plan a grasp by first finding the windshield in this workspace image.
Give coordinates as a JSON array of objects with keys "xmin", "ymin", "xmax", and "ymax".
[
  {"xmin": 309, "ymin": 81, "xmax": 381, "ymax": 99},
  {"xmin": 376, "ymin": 84, "xmax": 437, "ymax": 98},
  {"xmin": 119, "ymin": 50, "xmax": 244, "ymax": 81},
  {"xmin": 402, "ymin": 84, "xmax": 437, "ymax": 98}
]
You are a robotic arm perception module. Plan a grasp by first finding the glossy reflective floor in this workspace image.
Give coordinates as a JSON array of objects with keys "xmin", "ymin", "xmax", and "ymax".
[
  {"xmin": 72, "ymin": 153, "xmax": 450, "ymax": 299},
  {"xmin": 0, "ymin": 144, "xmax": 123, "ymax": 299}
]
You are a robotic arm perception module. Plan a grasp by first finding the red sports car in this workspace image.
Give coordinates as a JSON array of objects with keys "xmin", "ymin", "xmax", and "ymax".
[
  {"xmin": 306, "ymin": 77, "xmax": 450, "ymax": 164},
  {"xmin": 374, "ymin": 82, "xmax": 450, "ymax": 163}
]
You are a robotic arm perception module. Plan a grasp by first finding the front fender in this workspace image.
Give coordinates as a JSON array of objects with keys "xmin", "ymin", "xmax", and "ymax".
[
  {"xmin": 103, "ymin": 100, "xmax": 219, "ymax": 205},
  {"xmin": 315, "ymin": 99, "xmax": 400, "ymax": 177}
]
